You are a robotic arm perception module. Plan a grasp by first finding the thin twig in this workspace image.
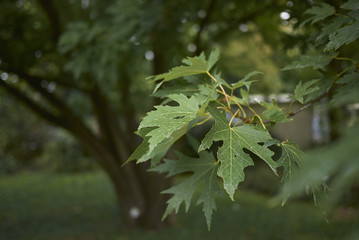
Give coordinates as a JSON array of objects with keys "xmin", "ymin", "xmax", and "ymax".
[{"xmin": 288, "ymin": 92, "xmax": 329, "ymax": 117}]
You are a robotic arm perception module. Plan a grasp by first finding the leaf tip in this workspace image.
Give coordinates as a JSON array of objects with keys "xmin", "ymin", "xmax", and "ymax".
[{"xmin": 206, "ymin": 223, "xmax": 212, "ymax": 231}]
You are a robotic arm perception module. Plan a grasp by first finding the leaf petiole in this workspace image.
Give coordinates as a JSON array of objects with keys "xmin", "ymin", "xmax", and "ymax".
[
  {"xmin": 228, "ymin": 109, "xmax": 240, "ymax": 127},
  {"xmin": 248, "ymin": 105, "xmax": 266, "ymax": 129},
  {"xmin": 207, "ymin": 71, "xmax": 231, "ymax": 109},
  {"xmin": 287, "ymin": 98, "xmax": 296, "ymax": 115},
  {"xmin": 334, "ymin": 57, "xmax": 356, "ymax": 65},
  {"xmin": 336, "ymin": 65, "xmax": 355, "ymax": 78},
  {"xmin": 193, "ymin": 115, "xmax": 213, "ymax": 127},
  {"xmin": 228, "ymin": 95, "xmax": 247, "ymax": 119},
  {"xmin": 214, "ymin": 99, "xmax": 228, "ymax": 109}
]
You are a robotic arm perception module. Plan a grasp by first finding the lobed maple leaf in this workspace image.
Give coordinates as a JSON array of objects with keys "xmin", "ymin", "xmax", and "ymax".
[
  {"xmin": 126, "ymin": 126, "xmax": 188, "ymax": 166},
  {"xmin": 294, "ymin": 79, "xmax": 320, "ymax": 104},
  {"xmin": 199, "ymin": 103, "xmax": 277, "ymax": 199},
  {"xmin": 138, "ymin": 94, "xmax": 201, "ymax": 153},
  {"xmin": 325, "ymin": 20, "xmax": 359, "ymax": 51},
  {"xmin": 341, "ymin": 0, "xmax": 359, "ymax": 10},
  {"xmin": 230, "ymin": 71, "xmax": 263, "ymax": 90},
  {"xmin": 316, "ymin": 15, "xmax": 349, "ymax": 42},
  {"xmin": 302, "ymin": 3, "xmax": 335, "ymax": 26},
  {"xmin": 128, "ymin": 84, "xmax": 218, "ymax": 166},
  {"xmin": 148, "ymin": 49, "xmax": 220, "ymax": 93},
  {"xmin": 282, "ymin": 55, "xmax": 335, "ymax": 71},
  {"xmin": 151, "ymin": 137, "xmax": 220, "ymax": 230},
  {"xmin": 277, "ymin": 141, "xmax": 304, "ymax": 204},
  {"xmin": 261, "ymin": 101, "xmax": 292, "ymax": 123},
  {"xmin": 278, "ymin": 141, "xmax": 329, "ymax": 212},
  {"xmin": 331, "ymin": 72, "xmax": 359, "ymax": 106}
]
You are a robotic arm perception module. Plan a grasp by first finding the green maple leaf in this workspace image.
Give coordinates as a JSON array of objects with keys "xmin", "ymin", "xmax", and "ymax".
[
  {"xmin": 282, "ymin": 55, "xmax": 335, "ymax": 70},
  {"xmin": 151, "ymin": 137, "xmax": 220, "ymax": 230},
  {"xmin": 305, "ymin": 77, "xmax": 336, "ymax": 103},
  {"xmin": 138, "ymin": 94, "xmax": 201, "ymax": 153},
  {"xmin": 232, "ymin": 89, "xmax": 251, "ymax": 107},
  {"xmin": 214, "ymin": 71, "xmax": 231, "ymax": 89},
  {"xmin": 261, "ymin": 101, "xmax": 291, "ymax": 123},
  {"xmin": 128, "ymin": 85, "xmax": 217, "ymax": 166},
  {"xmin": 206, "ymin": 48, "xmax": 221, "ymax": 71},
  {"xmin": 294, "ymin": 79, "xmax": 320, "ymax": 104},
  {"xmin": 126, "ymin": 126, "xmax": 188, "ymax": 166},
  {"xmin": 325, "ymin": 20, "xmax": 359, "ymax": 51},
  {"xmin": 331, "ymin": 72, "xmax": 359, "ymax": 106},
  {"xmin": 278, "ymin": 142, "xmax": 304, "ymax": 181},
  {"xmin": 152, "ymin": 86, "xmax": 198, "ymax": 99},
  {"xmin": 302, "ymin": 3, "xmax": 335, "ymax": 26},
  {"xmin": 148, "ymin": 49, "xmax": 220, "ymax": 91},
  {"xmin": 152, "ymin": 57, "xmax": 207, "ymax": 82},
  {"xmin": 199, "ymin": 103, "xmax": 277, "ymax": 199},
  {"xmin": 278, "ymin": 142, "xmax": 329, "ymax": 213},
  {"xmin": 316, "ymin": 15, "xmax": 349, "ymax": 42},
  {"xmin": 277, "ymin": 142, "xmax": 304, "ymax": 204},
  {"xmin": 230, "ymin": 71, "xmax": 263, "ymax": 90},
  {"xmin": 341, "ymin": 0, "xmax": 359, "ymax": 10}
]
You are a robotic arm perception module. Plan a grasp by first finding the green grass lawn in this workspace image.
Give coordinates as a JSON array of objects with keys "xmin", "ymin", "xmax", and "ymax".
[{"xmin": 0, "ymin": 171, "xmax": 358, "ymax": 240}]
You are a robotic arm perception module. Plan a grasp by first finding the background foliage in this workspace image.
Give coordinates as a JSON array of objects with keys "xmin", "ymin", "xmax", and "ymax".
[{"xmin": 0, "ymin": 0, "xmax": 358, "ymax": 235}]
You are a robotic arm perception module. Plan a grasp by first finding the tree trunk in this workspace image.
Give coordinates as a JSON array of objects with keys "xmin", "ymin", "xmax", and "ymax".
[
  {"xmin": 66, "ymin": 116, "xmax": 171, "ymax": 229},
  {"xmin": 95, "ymin": 153, "xmax": 171, "ymax": 229},
  {"xmin": 108, "ymin": 163, "xmax": 171, "ymax": 229}
]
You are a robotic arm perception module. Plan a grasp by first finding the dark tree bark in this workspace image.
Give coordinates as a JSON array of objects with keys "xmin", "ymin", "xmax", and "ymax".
[{"xmin": 37, "ymin": 0, "xmax": 62, "ymax": 41}]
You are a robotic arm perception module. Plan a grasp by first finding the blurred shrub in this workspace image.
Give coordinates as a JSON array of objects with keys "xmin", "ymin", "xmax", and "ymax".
[
  {"xmin": 0, "ymin": 96, "xmax": 96, "ymax": 174},
  {"xmin": 0, "ymin": 156, "xmax": 18, "ymax": 175},
  {"xmin": 37, "ymin": 131, "xmax": 97, "ymax": 173},
  {"xmin": 0, "ymin": 97, "xmax": 48, "ymax": 174}
]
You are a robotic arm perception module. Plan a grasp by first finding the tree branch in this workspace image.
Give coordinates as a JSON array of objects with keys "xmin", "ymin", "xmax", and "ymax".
[
  {"xmin": 0, "ymin": 79, "xmax": 68, "ymax": 128},
  {"xmin": 119, "ymin": 71, "xmax": 139, "ymax": 152},
  {"xmin": 37, "ymin": 0, "xmax": 62, "ymax": 41},
  {"xmin": 0, "ymin": 66, "xmax": 102, "ymax": 152},
  {"xmin": 288, "ymin": 91, "xmax": 330, "ymax": 118},
  {"xmin": 0, "ymin": 67, "xmax": 89, "ymax": 124},
  {"xmin": 194, "ymin": 0, "xmax": 217, "ymax": 55},
  {"xmin": 90, "ymin": 88, "xmax": 130, "ymax": 162},
  {"xmin": 0, "ymin": 67, "xmax": 91, "ymax": 93}
]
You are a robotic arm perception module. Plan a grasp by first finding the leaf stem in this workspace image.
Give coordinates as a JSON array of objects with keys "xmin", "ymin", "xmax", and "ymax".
[
  {"xmin": 207, "ymin": 71, "xmax": 231, "ymax": 109},
  {"xmin": 288, "ymin": 98, "xmax": 296, "ymax": 115},
  {"xmin": 248, "ymin": 105, "xmax": 266, "ymax": 129},
  {"xmin": 336, "ymin": 65, "xmax": 355, "ymax": 78},
  {"xmin": 288, "ymin": 91, "xmax": 328, "ymax": 117},
  {"xmin": 206, "ymin": 71, "xmax": 218, "ymax": 82},
  {"xmin": 217, "ymin": 106, "xmax": 232, "ymax": 113},
  {"xmin": 193, "ymin": 115, "xmax": 212, "ymax": 127},
  {"xmin": 228, "ymin": 109, "xmax": 240, "ymax": 127},
  {"xmin": 228, "ymin": 95, "xmax": 247, "ymax": 119},
  {"xmin": 214, "ymin": 99, "xmax": 227, "ymax": 108},
  {"xmin": 335, "ymin": 57, "xmax": 356, "ymax": 65},
  {"xmin": 233, "ymin": 120, "xmax": 242, "ymax": 128},
  {"xmin": 220, "ymin": 86, "xmax": 231, "ymax": 108}
]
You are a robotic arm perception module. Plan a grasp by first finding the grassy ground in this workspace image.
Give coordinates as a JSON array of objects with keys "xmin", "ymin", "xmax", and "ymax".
[{"xmin": 0, "ymin": 171, "xmax": 358, "ymax": 240}]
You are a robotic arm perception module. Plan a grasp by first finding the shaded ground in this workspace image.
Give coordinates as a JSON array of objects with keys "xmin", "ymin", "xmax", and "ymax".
[{"xmin": 0, "ymin": 171, "xmax": 358, "ymax": 240}]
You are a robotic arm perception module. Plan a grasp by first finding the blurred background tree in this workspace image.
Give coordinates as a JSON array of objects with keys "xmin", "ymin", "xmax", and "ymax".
[{"xmin": 1, "ymin": 0, "xmax": 356, "ymax": 230}]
